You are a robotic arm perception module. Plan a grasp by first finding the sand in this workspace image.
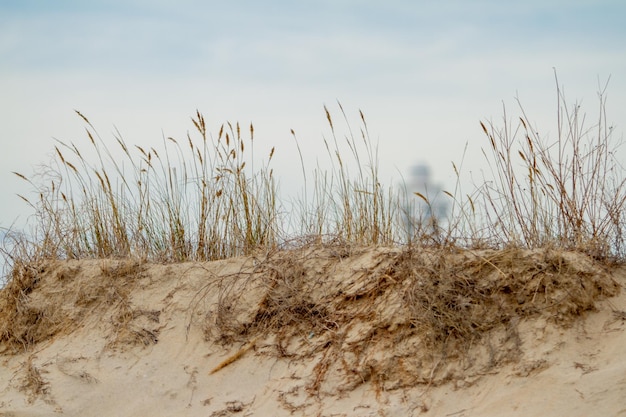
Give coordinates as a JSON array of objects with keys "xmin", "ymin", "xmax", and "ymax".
[{"xmin": 1, "ymin": 246, "xmax": 625, "ymax": 416}]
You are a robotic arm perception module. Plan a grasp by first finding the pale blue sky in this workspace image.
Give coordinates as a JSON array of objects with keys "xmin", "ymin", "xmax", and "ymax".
[{"xmin": 1, "ymin": 0, "xmax": 625, "ymax": 230}]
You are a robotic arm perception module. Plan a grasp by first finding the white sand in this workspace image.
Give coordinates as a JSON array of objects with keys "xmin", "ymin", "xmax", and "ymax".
[{"xmin": 1, "ymin": 250, "xmax": 625, "ymax": 416}]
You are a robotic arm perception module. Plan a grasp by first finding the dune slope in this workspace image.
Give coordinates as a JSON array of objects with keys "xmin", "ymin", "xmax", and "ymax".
[{"xmin": 1, "ymin": 246, "xmax": 625, "ymax": 416}]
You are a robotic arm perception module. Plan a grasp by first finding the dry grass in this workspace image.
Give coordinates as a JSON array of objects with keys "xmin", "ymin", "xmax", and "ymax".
[
  {"xmin": 0, "ymin": 77, "xmax": 625, "ymax": 391},
  {"xmin": 19, "ymin": 355, "xmax": 51, "ymax": 404},
  {"xmin": 0, "ymin": 261, "xmax": 55, "ymax": 352},
  {"xmin": 453, "ymin": 74, "xmax": 626, "ymax": 259},
  {"xmin": 191, "ymin": 244, "xmax": 619, "ymax": 392},
  {"xmin": 292, "ymin": 104, "xmax": 399, "ymax": 244},
  {"xmin": 0, "ymin": 259, "xmax": 146, "ymax": 352},
  {"xmin": 0, "ymin": 243, "xmax": 618, "ymax": 393},
  {"xmin": 2, "ymin": 78, "xmax": 624, "ymax": 268},
  {"xmin": 208, "ymin": 336, "xmax": 258, "ymax": 374},
  {"xmin": 9, "ymin": 111, "xmax": 278, "ymax": 263},
  {"xmin": 4, "ymin": 104, "xmax": 403, "ymax": 268}
]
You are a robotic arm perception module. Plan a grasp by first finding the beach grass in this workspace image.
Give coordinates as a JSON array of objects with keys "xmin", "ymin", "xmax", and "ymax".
[{"xmin": 2, "ymin": 76, "xmax": 625, "ymax": 273}]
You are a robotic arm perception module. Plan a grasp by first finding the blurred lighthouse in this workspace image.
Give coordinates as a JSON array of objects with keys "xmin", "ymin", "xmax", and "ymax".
[{"xmin": 403, "ymin": 162, "xmax": 448, "ymax": 239}]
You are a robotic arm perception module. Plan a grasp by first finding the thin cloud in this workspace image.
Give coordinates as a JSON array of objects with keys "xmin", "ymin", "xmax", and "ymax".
[{"xmin": 0, "ymin": 0, "xmax": 625, "ymax": 231}]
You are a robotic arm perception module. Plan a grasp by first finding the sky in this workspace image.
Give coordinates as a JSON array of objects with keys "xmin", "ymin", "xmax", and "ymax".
[{"xmin": 1, "ymin": 0, "xmax": 625, "ymax": 234}]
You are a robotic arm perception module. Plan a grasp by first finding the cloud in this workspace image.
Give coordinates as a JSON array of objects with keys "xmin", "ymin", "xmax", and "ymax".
[{"xmin": 1, "ymin": 0, "xmax": 625, "ymax": 231}]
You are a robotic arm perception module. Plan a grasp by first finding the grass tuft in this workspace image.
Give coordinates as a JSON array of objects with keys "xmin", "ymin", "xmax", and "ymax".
[{"xmin": 467, "ymin": 74, "xmax": 626, "ymax": 259}]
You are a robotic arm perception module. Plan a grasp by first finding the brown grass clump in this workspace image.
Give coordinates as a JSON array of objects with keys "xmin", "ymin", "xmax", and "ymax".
[
  {"xmin": 0, "ymin": 261, "xmax": 69, "ymax": 352},
  {"xmin": 18, "ymin": 355, "xmax": 52, "ymax": 404},
  {"xmin": 0, "ymin": 259, "xmax": 147, "ymax": 353},
  {"xmin": 194, "ymin": 244, "xmax": 619, "ymax": 392},
  {"xmin": 400, "ymin": 247, "xmax": 619, "ymax": 344}
]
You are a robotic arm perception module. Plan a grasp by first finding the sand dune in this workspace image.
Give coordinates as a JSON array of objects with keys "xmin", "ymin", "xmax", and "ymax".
[{"xmin": 1, "ymin": 246, "xmax": 625, "ymax": 416}]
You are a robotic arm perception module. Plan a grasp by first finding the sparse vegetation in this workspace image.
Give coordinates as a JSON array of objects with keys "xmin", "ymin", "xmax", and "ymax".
[
  {"xmin": 8, "ymin": 111, "xmax": 279, "ymax": 262},
  {"xmin": 19, "ymin": 355, "xmax": 51, "ymax": 404},
  {"xmin": 2, "ymin": 76, "xmax": 624, "ymax": 267},
  {"xmin": 470, "ymin": 76, "xmax": 626, "ymax": 259},
  {"xmin": 0, "ymin": 77, "xmax": 624, "ymax": 393}
]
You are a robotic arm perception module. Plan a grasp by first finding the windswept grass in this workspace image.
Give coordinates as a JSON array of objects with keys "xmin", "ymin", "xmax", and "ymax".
[
  {"xmin": 4, "ymin": 103, "xmax": 406, "ymax": 268},
  {"xmin": 469, "ymin": 75, "xmax": 626, "ymax": 259},
  {"xmin": 10, "ymin": 111, "xmax": 279, "ymax": 262},
  {"xmin": 292, "ymin": 103, "xmax": 400, "ymax": 245},
  {"xmin": 2, "ymin": 76, "xmax": 625, "ymax": 273}
]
